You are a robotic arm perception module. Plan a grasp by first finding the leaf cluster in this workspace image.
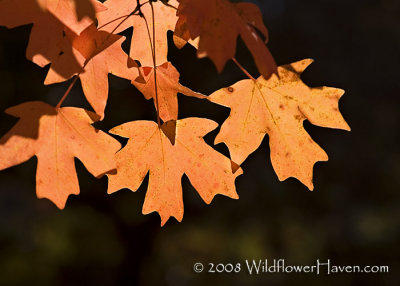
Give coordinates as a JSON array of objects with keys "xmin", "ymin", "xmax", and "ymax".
[{"xmin": 0, "ymin": 0, "xmax": 349, "ymax": 225}]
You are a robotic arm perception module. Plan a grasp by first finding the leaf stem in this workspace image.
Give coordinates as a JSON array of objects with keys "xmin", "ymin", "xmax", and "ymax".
[
  {"xmin": 232, "ymin": 57, "xmax": 256, "ymax": 82},
  {"xmin": 159, "ymin": 0, "xmax": 177, "ymax": 10},
  {"xmin": 56, "ymin": 76, "xmax": 79, "ymax": 109},
  {"xmin": 97, "ymin": 14, "xmax": 133, "ymax": 30},
  {"xmin": 143, "ymin": 1, "xmax": 161, "ymax": 127}
]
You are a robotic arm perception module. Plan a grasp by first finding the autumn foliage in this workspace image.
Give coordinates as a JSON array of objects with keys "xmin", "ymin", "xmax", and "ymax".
[{"xmin": 0, "ymin": 0, "xmax": 349, "ymax": 225}]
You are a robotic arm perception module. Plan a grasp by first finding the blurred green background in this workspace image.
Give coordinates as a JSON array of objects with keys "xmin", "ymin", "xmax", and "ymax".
[{"xmin": 0, "ymin": 0, "xmax": 399, "ymax": 285}]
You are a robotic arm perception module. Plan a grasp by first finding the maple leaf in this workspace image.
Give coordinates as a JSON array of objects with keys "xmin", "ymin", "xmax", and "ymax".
[
  {"xmin": 44, "ymin": 24, "xmax": 139, "ymax": 119},
  {"xmin": 132, "ymin": 62, "xmax": 206, "ymax": 122},
  {"xmin": 175, "ymin": 0, "xmax": 277, "ymax": 78},
  {"xmin": 0, "ymin": 101, "xmax": 121, "ymax": 209},
  {"xmin": 208, "ymin": 59, "xmax": 350, "ymax": 190},
  {"xmin": 107, "ymin": 118, "xmax": 242, "ymax": 225},
  {"xmin": 36, "ymin": 0, "xmax": 105, "ymax": 34},
  {"xmin": 173, "ymin": 15, "xmax": 199, "ymax": 49},
  {"xmin": 97, "ymin": 0, "xmax": 180, "ymax": 66},
  {"xmin": 0, "ymin": 0, "xmax": 105, "ymax": 68}
]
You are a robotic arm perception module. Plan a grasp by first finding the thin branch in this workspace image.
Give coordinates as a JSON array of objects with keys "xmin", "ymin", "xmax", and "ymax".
[
  {"xmin": 142, "ymin": 14, "xmax": 155, "ymax": 60},
  {"xmin": 97, "ymin": 13, "xmax": 135, "ymax": 30},
  {"xmin": 232, "ymin": 57, "xmax": 257, "ymax": 82},
  {"xmin": 159, "ymin": 0, "xmax": 178, "ymax": 10},
  {"xmin": 143, "ymin": 1, "xmax": 161, "ymax": 127},
  {"xmin": 56, "ymin": 76, "xmax": 79, "ymax": 109}
]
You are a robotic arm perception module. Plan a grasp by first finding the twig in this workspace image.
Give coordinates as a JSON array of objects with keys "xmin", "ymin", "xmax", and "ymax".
[
  {"xmin": 143, "ymin": 1, "xmax": 161, "ymax": 127},
  {"xmin": 232, "ymin": 57, "xmax": 257, "ymax": 82}
]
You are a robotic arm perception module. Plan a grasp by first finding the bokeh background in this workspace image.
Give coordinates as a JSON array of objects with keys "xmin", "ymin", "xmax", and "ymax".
[{"xmin": 0, "ymin": 0, "xmax": 399, "ymax": 285}]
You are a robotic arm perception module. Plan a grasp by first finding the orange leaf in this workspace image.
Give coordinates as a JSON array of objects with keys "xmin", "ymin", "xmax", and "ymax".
[
  {"xmin": 0, "ymin": 101, "xmax": 121, "ymax": 208},
  {"xmin": 97, "ymin": 0, "xmax": 179, "ymax": 66},
  {"xmin": 173, "ymin": 15, "xmax": 199, "ymax": 49},
  {"xmin": 209, "ymin": 59, "xmax": 350, "ymax": 190},
  {"xmin": 0, "ymin": 0, "xmax": 105, "ymax": 68},
  {"xmin": 37, "ymin": 0, "xmax": 106, "ymax": 34},
  {"xmin": 44, "ymin": 24, "xmax": 139, "ymax": 119},
  {"xmin": 175, "ymin": 0, "xmax": 277, "ymax": 78},
  {"xmin": 107, "ymin": 118, "xmax": 242, "ymax": 226},
  {"xmin": 132, "ymin": 62, "xmax": 206, "ymax": 122}
]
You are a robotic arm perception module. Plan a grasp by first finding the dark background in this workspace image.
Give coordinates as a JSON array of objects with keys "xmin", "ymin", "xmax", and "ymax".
[{"xmin": 0, "ymin": 0, "xmax": 399, "ymax": 285}]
